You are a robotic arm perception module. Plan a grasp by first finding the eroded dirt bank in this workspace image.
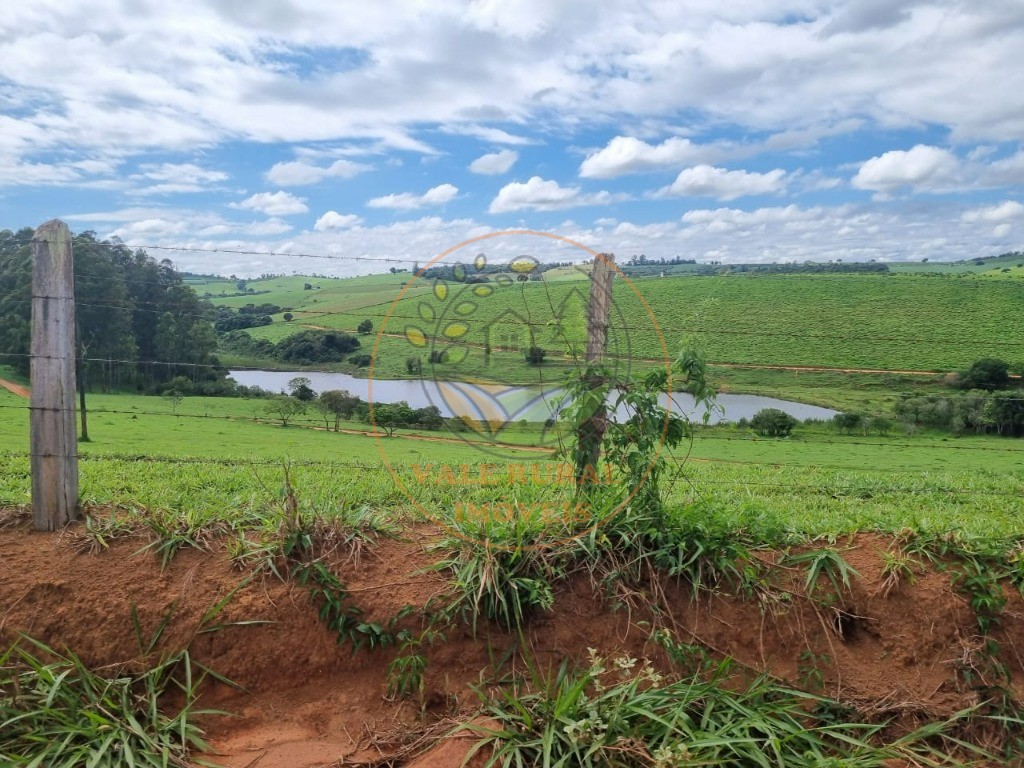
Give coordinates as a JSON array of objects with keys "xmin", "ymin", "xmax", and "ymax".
[{"xmin": 1, "ymin": 515, "xmax": 1021, "ymax": 767}]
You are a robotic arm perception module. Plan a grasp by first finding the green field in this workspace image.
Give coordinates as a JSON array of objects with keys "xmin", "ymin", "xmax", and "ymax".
[
  {"xmin": 216, "ymin": 271, "xmax": 1024, "ymax": 372},
  {"xmin": 8, "ymin": 263, "xmax": 1024, "ymax": 540},
  {"xmin": 3, "ymin": 382, "xmax": 1023, "ymax": 541}
]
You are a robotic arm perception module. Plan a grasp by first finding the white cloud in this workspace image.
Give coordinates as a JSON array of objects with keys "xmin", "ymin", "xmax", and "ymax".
[
  {"xmin": 660, "ymin": 165, "xmax": 787, "ymax": 200},
  {"xmin": 266, "ymin": 159, "xmax": 371, "ymax": 186},
  {"xmin": 314, "ymin": 211, "xmax": 362, "ymax": 230},
  {"xmin": 469, "ymin": 149, "xmax": 518, "ymax": 175},
  {"xmin": 70, "ymin": 201, "xmax": 1023, "ymax": 278},
  {"xmin": 962, "ymin": 201, "xmax": 1024, "ymax": 223},
  {"xmin": 131, "ymin": 162, "xmax": 229, "ymax": 195},
  {"xmin": 109, "ymin": 218, "xmax": 190, "ymax": 238},
  {"xmin": 232, "ymin": 191, "xmax": 309, "ymax": 216},
  {"xmin": 852, "ymin": 145, "xmax": 960, "ymax": 194},
  {"xmin": 241, "ymin": 218, "xmax": 293, "ymax": 236},
  {"xmin": 141, "ymin": 163, "xmax": 227, "ymax": 184},
  {"xmin": 442, "ymin": 124, "xmax": 539, "ymax": 146},
  {"xmin": 580, "ymin": 137, "xmax": 712, "ymax": 178},
  {"xmin": 2, "ymin": 1, "xmax": 1024, "ymax": 185},
  {"xmin": 368, "ymin": 183, "xmax": 458, "ymax": 210},
  {"xmin": 489, "ymin": 176, "xmax": 617, "ymax": 213}
]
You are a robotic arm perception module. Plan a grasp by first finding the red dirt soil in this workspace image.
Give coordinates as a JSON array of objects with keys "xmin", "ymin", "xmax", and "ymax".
[
  {"xmin": 1, "ymin": 515, "xmax": 1021, "ymax": 767},
  {"xmin": 0, "ymin": 376, "xmax": 29, "ymax": 398}
]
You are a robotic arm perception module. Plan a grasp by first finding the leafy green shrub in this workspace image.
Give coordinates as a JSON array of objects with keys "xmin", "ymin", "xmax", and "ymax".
[
  {"xmin": 751, "ymin": 408, "xmax": 798, "ymax": 437},
  {"xmin": 833, "ymin": 412, "xmax": 862, "ymax": 434},
  {"xmin": 275, "ymin": 330, "xmax": 359, "ymax": 364},
  {"xmin": 524, "ymin": 346, "xmax": 546, "ymax": 365},
  {"xmin": 959, "ymin": 358, "xmax": 1011, "ymax": 390}
]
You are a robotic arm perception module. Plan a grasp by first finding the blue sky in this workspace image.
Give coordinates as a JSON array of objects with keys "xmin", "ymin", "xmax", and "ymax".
[{"xmin": 1, "ymin": 0, "xmax": 1023, "ymax": 276}]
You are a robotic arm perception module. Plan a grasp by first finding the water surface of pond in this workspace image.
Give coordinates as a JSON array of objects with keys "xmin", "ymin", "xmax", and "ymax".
[{"xmin": 230, "ymin": 370, "xmax": 837, "ymax": 424}]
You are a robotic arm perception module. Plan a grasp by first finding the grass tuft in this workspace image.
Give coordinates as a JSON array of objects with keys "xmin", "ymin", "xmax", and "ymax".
[{"xmin": 0, "ymin": 637, "xmax": 218, "ymax": 768}]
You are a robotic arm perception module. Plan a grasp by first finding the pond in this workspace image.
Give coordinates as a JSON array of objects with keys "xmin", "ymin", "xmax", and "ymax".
[{"xmin": 229, "ymin": 370, "xmax": 837, "ymax": 425}]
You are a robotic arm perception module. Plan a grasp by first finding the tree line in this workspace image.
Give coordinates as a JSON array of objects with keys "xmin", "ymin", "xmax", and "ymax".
[{"xmin": 0, "ymin": 228, "xmax": 224, "ymax": 392}]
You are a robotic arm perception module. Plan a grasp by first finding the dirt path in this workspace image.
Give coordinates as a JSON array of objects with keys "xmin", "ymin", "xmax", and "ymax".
[{"xmin": 0, "ymin": 376, "xmax": 29, "ymax": 398}]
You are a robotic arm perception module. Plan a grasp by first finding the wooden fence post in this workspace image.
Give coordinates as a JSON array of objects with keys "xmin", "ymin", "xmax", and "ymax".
[
  {"xmin": 30, "ymin": 219, "xmax": 79, "ymax": 531},
  {"xmin": 586, "ymin": 253, "xmax": 615, "ymax": 364},
  {"xmin": 575, "ymin": 252, "xmax": 615, "ymax": 487}
]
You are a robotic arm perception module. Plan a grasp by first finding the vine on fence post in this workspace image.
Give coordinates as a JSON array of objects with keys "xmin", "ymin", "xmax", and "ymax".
[{"xmin": 560, "ymin": 344, "xmax": 717, "ymax": 514}]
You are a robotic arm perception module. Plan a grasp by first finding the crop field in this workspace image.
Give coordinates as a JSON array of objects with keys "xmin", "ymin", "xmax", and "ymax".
[{"xmin": 221, "ymin": 271, "xmax": 1024, "ymax": 378}]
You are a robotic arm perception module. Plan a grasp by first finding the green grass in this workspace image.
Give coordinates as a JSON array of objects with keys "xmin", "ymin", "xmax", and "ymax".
[
  {"xmin": 3, "ymin": 387, "xmax": 1024, "ymax": 541},
  {"xmin": 0, "ymin": 388, "xmax": 543, "ymax": 462},
  {"xmin": 888, "ymin": 252, "xmax": 1024, "ymax": 275},
  {"xmin": 0, "ymin": 639, "xmax": 213, "ymax": 767}
]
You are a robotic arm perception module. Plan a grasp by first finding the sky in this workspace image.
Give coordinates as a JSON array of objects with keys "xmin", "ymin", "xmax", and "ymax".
[{"xmin": 2, "ymin": 0, "xmax": 1024, "ymax": 277}]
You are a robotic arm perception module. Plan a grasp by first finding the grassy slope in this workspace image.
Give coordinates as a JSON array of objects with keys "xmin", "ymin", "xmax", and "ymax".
[{"xmin": 215, "ymin": 272, "xmax": 1024, "ymax": 404}]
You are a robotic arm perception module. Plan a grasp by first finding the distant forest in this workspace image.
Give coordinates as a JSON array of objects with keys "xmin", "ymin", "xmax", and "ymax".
[{"xmin": 0, "ymin": 228, "xmax": 225, "ymax": 392}]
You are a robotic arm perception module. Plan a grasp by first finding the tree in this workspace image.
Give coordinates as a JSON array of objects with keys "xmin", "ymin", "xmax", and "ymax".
[
  {"xmin": 751, "ymin": 408, "xmax": 797, "ymax": 437},
  {"xmin": 405, "ymin": 356, "xmax": 422, "ymax": 375},
  {"xmin": 357, "ymin": 319, "xmax": 373, "ymax": 334},
  {"xmin": 833, "ymin": 412, "xmax": 862, "ymax": 434},
  {"xmin": 287, "ymin": 376, "xmax": 315, "ymax": 401},
  {"xmin": 412, "ymin": 405, "xmax": 443, "ymax": 430},
  {"xmin": 958, "ymin": 358, "xmax": 1011, "ymax": 391},
  {"xmin": 986, "ymin": 392, "xmax": 1024, "ymax": 437},
  {"xmin": 0, "ymin": 228, "xmax": 222, "ymax": 392},
  {"xmin": 283, "ymin": 312, "xmax": 294, "ymax": 321},
  {"xmin": 870, "ymin": 416, "xmax": 892, "ymax": 436},
  {"xmin": 319, "ymin": 389, "xmax": 361, "ymax": 431},
  {"xmin": 525, "ymin": 346, "xmax": 547, "ymax": 365},
  {"xmin": 163, "ymin": 389, "xmax": 183, "ymax": 415},
  {"xmin": 372, "ymin": 401, "xmax": 415, "ymax": 437},
  {"xmin": 263, "ymin": 396, "xmax": 306, "ymax": 427}
]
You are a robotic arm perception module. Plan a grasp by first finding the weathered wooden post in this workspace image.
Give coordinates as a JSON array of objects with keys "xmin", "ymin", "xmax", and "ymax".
[
  {"xmin": 575, "ymin": 252, "xmax": 615, "ymax": 487},
  {"xmin": 585, "ymin": 253, "xmax": 614, "ymax": 363},
  {"xmin": 30, "ymin": 219, "xmax": 79, "ymax": 531}
]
